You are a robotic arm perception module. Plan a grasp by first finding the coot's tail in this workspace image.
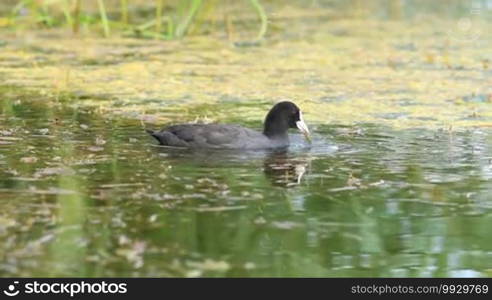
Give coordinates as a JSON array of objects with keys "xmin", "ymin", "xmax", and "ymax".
[
  {"xmin": 146, "ymin": 129, "xmax": 160, "ymax": 143},
  {"xmin": 146, "ymin": 129, "xmax": 189, "ymax": 147}
]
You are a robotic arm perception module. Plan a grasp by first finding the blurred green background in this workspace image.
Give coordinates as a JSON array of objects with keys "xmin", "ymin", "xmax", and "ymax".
[{"xmin": 1, "ymin": 0, "xmax": 490, "ymax": 40}]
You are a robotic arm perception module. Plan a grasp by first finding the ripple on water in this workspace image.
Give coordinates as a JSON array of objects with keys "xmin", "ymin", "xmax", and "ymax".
[{"xmin": 2, "ymin": 96, "xmax": 492, "ymax": 277}]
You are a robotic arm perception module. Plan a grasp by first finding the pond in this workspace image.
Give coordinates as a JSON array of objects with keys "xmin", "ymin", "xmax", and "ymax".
[
  {"xmin": 0, "ymin": 2, "xmax": 492, "ymax": 277},
  {"xmin": 1, "ymin": 88, "xmax": 492, "ymax": 277}
]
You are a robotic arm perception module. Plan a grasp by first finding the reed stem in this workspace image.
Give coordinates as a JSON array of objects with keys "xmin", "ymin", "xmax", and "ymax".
[
  {"xmin": 155, "ymin": 0, "xmax": 164, "ymax": 37},
  {"xmin": 120, "ymin": 0, "xmax": 128, "ymax": 24},
  {"xmin": 175, "ymin": 0, "xmax": 202, "ymax": 38},
  {"xmin": 250, "ymin": 0, "xmax": 267, "ymax": 40},
  {"xmin": 72, "ymin": 0, "xmax": 81, "ymax": 34},
  {"xmin": 97, "ymin": 0, "xmax": 110, "ymax": 37}
]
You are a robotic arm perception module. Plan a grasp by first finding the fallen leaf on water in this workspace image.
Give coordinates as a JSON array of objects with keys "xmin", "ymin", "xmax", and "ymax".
[
  {"xmin": 244, "ymin": 262, "xmax": 256, "ymax": 270},
  {"xmin": 20, "ymin": 156, "xmax": 38, "ymax": 163},
  {"xmin": 187, "ymin": 259, "xmax": 230, "ymax": 272},
  {"xmin": 254, "ymin": 216, "xmax": 267, "ymax": 225},
  {"xmin": 347, "ymin": 173, "xmax": 362, "ymax": 187},
  {"xmin": 271, "ymin": 221, "xmax": 300, "ymax": 230},
  {"xmin": 148, "ymin": 214, "xmax": 158, "ymax": 223},
  {"xmin": 116, "ymin": 241, "xmax": 146, "ymax": 268},
  {"xmin": 185, "ymin": 270, "xmax": 203, "ymax": 278},
  {"xmin": 38, "ymin": 128, "xmax": 49, "ymax": 135},
  {"xmin": 0, "ymin": 216, "xmax": 17, "ymax": 228},
  {"xmin": 193, "ymin": 205, "xmax": 246, "ymax": 212},
  {"xmin": 95, "ymin": 136, "xmax": 106, "ymax": 145},
  {"xmin": 34, "ymin": 167, "xmax": 75, "ymax": 178},
  {"xmin": 0, "ymin": 129, "xmax": 13, "ymax": 136},
  {"xmin": 87, "ymin": 146, "xmax": 104, "ymax": 152},
  {"xmin": 118, "ymin": 235, "xmax": 130, "ymax": 245}
]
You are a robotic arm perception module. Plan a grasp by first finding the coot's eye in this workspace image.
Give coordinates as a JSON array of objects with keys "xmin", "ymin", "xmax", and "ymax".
[{"xmin": 294, "ymin": 111, "xmax": 300, "ymax": 120}]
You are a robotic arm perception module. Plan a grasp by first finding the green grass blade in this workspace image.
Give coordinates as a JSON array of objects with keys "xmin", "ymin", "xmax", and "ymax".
[
  {"xmin": 155, "ymin": 0, "xmax": 163, "ymax": 36},
  {"xmin": 97, "ymin": 0, "xmax": 110, "ymax": 37},
  {"xmin": 120, "ymin": 0, "xmax": 129, "ymax": 24},
  {"xmin": 250, "ymin": 0, "xmax": 267, "ymax": 40},
  {"xmin": 175, "ymin": 0, "xmax": 202, "ymax": 38}
]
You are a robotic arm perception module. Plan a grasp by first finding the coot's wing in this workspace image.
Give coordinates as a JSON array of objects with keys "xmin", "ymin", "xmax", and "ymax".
[{"xmin": 165, "ymin": 124, "xmax": 269, "ymax": 149}]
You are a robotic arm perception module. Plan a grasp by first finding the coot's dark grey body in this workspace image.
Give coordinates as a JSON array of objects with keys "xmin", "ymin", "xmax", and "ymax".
[
  {"xmin": 149, "ymin": 124, "xmax": 288, "ymax": 149},
  {"xmin": 147, "ymin": 101, "xmax": 310, "ymax": 150}
]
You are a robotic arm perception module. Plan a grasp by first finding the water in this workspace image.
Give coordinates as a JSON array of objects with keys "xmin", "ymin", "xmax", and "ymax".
[
  {"xmin": 1, "ymin": 95, "xmax": 492, "ymax": 277},
  {"xmin": 0, "ymin": 0, "xmax": 491, "ymax": 277}
]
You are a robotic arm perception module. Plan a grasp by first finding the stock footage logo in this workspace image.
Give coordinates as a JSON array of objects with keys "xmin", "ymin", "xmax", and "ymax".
[
  {"xmin": 3, "ymin": 281, "xmax": 20, "ymax": 297},
  {"xmin": 1, "ymin": 280, "xmax": 128, "ymax": 298},
  {"xmin": 447, "ymin": 1, "xmax": 488, "ymax": 43}
]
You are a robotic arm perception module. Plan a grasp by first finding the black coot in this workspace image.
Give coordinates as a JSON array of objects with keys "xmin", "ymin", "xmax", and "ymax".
[{"xmin": 147, "ymin": 101, "xmax": 311, "ymax": 149}]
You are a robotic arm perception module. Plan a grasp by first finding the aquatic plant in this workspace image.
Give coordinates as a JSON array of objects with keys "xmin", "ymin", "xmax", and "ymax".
[
  {"xmin": 97, "ymin": 0, "xmax": 110, "ymax": 37},
  {"xmin": 6, "ymin": 0, "xmax": 269, "ymax": 40}
]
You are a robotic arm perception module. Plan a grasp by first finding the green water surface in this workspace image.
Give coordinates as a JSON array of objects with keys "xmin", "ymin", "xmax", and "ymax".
[
  {"xmin": 1, "ymin": 89, "xmax": 492, "ymax": 277},
  {"xmin": 0, "ymin": 0, "xmax": 491, "ymax": 277}
]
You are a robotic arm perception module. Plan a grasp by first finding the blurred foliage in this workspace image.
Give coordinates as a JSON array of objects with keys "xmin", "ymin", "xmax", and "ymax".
[
  {"xmin": 1, "ymin": 0, "xmax": 269, "ymax": 40},
  {"xmin": 1, "ymin": 0, "xmax": 490, "ymax": 40}
]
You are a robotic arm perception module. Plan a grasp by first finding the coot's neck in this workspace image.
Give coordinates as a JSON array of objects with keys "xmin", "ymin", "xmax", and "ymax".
[{"xmin": 263, "ymin": 116, "xmax": 289, "ymax": 141}]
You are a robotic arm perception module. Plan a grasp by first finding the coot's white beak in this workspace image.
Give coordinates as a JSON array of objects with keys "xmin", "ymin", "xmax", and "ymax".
[{"xmin": 296, "ymin": 111, "xmax": 311, "ymax": 143}]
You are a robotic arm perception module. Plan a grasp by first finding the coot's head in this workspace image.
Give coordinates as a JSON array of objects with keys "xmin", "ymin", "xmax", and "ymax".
[{"xmin": 263, "ymin": 101, "xmax": 311, "ymax": 142}]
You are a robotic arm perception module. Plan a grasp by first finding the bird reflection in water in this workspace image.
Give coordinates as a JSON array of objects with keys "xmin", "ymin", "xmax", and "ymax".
[
  {"xmin": 263, "ymin": 151, "xmax": 310, "ymax": 187},
  {"xmin": 151, "ymin": 146, "xmax": 311, "ymax": 188}
]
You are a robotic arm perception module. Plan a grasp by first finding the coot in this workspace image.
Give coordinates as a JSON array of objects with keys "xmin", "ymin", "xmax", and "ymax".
[{"xmin": 147, "ymin": 101, "xmax": 311, "ymax": 149}]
